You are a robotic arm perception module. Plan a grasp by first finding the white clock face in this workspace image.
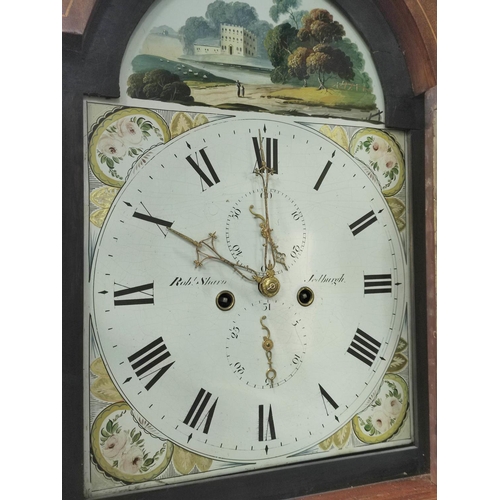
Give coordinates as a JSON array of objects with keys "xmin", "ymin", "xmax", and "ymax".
[{"xmin": 91, "ymin": 117, "xmax": 406, "ymax": 463}]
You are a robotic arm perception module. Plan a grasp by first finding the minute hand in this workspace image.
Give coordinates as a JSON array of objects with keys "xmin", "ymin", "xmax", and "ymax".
[{"xmin": 250, "ymin": 130, "xmax": 288, "ymax": 273}]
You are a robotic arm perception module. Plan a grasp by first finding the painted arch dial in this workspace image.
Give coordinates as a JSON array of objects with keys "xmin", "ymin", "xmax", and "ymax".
[{"xmin": 91, "ymin": 117, "xmax": 406, "ymax": 463}]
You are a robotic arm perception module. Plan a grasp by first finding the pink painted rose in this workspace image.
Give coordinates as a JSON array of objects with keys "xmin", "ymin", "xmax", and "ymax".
[
  {"xmin": 101, "ymin": 432, "xmax": 126, "ymax": 459},
  {"xmin": 382, "ymin": 152, "xmax": 398, "ymax": 170},
  {"xmin": 116, "ymin": 118, "xmax": 142, "ymax": 145},
  {"xmin": 97, "ymin": 134, "xmax": 127, "ymax": 158},
  {"xmin": 119, "ymin": 446, "xmax": 144, "ymax": 474},
  {"xmin": 382, "ymin": 396, "xmax": 402, "ymax": 417},
  {"xmin": 369, "ymin": 138, "xmax": 388, "ymax": 161},
  {"xmin": 371, "ymin": 409, "xmax": 391, "ymax": 434}
]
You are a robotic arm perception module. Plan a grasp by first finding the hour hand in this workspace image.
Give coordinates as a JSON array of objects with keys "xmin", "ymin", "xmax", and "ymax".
[
  {"xmin": 167, "ymin": 226, "xmax": 260, "ymax": 282},
  {"xmin": 133, "ymin": 203, "xmax": 260, "ymax": 282}
]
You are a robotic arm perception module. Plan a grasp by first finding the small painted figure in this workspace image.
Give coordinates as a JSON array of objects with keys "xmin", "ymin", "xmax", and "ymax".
[
  {"xmin": 236, "ymin": 80, "xmax": 241, "ymax": 97},
  {"xmin": 241, "ymin": 85, "xmax": 245, "ymax": 97}
]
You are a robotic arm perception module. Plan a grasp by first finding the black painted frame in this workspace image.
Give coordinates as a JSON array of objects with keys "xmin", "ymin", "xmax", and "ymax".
[{"xmin": 62, "ymin": 1, "xmax": 429, "ymax": 498}]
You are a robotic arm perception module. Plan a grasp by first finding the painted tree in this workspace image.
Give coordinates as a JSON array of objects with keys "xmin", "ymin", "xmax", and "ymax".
[
  {"xmin": 287, "ymin": 46, "xmax": 312, "ymax": 86},
  {"xmin": 246, "ymin": 18, "xmax": 275, "ymax": 57},
  {"xmin": 334, "ymin": 37, "xmax": 373, "ymax": 90},
  {"xmin": 206, "ymin": 0, "xmax": 258, "ymax": 30},
  {"xmin": 298, "ymin": 8, "xmax": 346, "ymax": 45},
  {"xmin": 269, "ymin": 0, "xmax": 307, "ymax": 29},
  {"xmin": 303, "ymin": 44, "xmax": 354, "ymax": 89},
  {"xmin": 178, "ymin": 17, "xmax": 215, "ymax": 54},
  {"xmin": 127, "ymin": 70, "xmax": 193, "ymax": 103},
  {"xmin": 285, "ymin": 9, "xmax": 355, "ymax": 89},
  {"xmin": 126, "ymin": 73, "xmax": 147, "ymax": 99},
  {"xmin": 264, "ymin": 22, "xmax": 299, "ymax": 83}
]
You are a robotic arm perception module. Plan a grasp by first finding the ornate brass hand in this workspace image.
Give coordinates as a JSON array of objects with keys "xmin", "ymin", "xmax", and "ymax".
[
  {"xmin": 260, "ymin": 316, "xmax": 276, "ymax": 388},
  {"xmin": 168, "ymin": 227, "xmax": 260, "ymax": 282},
  {"xmin": 250, "ymin": 130, "xmax": 288, "ymax": 297}
]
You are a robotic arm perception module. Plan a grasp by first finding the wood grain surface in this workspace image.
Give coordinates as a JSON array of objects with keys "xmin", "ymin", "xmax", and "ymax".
[
  {"xmin": 62, "ymin": 0, "xmax": 97, "ymax": 35},
  {"xmin": 298, "ymin": 474, "xmax": 437, "ymax": 500},
  {"xmin": 374, "ymin": 0, "xmax": 437, "ymax": 94}
]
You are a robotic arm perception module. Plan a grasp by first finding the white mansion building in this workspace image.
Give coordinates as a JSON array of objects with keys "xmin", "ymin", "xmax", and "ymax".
[{"xmin": 193, "ymin": 24, "xmax": 258, "ymax": 57}]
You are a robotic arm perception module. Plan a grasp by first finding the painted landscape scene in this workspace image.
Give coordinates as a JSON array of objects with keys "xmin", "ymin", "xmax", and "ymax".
[{"xmin": 125, "ymin": 0, "xmax": 383, "ymax": 120}]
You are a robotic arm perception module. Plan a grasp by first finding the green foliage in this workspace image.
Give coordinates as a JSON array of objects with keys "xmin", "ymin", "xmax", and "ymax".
[
  {"xmin": 287, "ymin": 10, "xmax": 309, "ymax": 29},
  {"xmin": 269, "ymin": 0, "xmax": 303, "ymax": 28},
  {"xmin": 356, "ymin": 135, "xmax": 375, "ymax": 154},
  {"xmin": 270, "ymin": 66, "xmax": 291, "ymax": 84},
  {"xmin": 267, "ymin": 7, "xmax": 366, "ymax": 90},
  {"xmin": 246, "ymin": 19, "xmax": 275, "ymax": 57},
  {"xmin": 264, "ymin": 23, "xmax": 299, "ymax": 83},
  {"xmin": 179, "ymin": 16, "xmax": 215, "ymax": 55},
  {"xmin": 299, "ymin": 9, "xmax": 345, "ymax": 45},
  {"xmin": 127, "ymin": 69, "xmax": 194, "ymax": 103},
  {"xmin": 206, "ymin": 0, "xmax": 258, "ymax": 29},
  {"xmin": 264, "ymin": 23, "xmax": 299, "ymax": 66},
  {"xmin": 333, "ymin": 38, "xmax": 373, "ymax": 90},
  {"xmin": 287, "ymin": 46, "xmax": 311, "ymax": 86},
  {"xmin": 100, "ymin": 419, "xmax": 122, "ymax": 445},
  {"xmin": 126, "ymin": 73, "xmax": 147, "ymax": 99},
  {"xmin": 288, "ymin": 42, "xmax": 354, "ymax": 89},
  {"xmin": 129, "ymin": 427, "xmax": 145, "ymax": 447},
  {"xmin": 387, "ymin": 382, "xmax": 401, "ymax": 400},
  {"xmin": 144, "ymin": 68, "xmax": 180, "ymax": 87}
]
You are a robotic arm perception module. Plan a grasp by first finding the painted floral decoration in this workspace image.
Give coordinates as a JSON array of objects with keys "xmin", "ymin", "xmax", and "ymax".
[
  {"xmin": 355, "ymin": 135, "xmax": 399, "ymax": 183},
  {"xmin": 99, "ymin": 414, "xmax": 167, "ymax": 476},
  {"xmin": 357, "ymin": 380, "xmax": 404, "ymax": 437},
  {"xmin": 96, "ymin": 116, "xmax": 163, "ymax": 180}
]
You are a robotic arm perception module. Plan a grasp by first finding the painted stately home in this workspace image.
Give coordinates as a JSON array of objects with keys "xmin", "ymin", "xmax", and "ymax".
[{"xmin": 194, "ymin": 24, "xmax": 257, "ymax": 57}]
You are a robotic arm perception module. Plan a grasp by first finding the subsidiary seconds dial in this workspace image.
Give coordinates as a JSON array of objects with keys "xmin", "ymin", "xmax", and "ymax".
[{"xmin": 226, "ymin": 299, "xmax": 307, "ymax": 389}]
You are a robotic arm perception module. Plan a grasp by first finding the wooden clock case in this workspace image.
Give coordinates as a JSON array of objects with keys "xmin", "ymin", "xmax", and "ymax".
[{"xmin": 63, "ymin": 1, "xmax": 435, "ymax": 498}]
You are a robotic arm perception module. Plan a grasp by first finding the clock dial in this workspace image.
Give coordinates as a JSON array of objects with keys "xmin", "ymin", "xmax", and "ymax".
[{"xmin": 91, "ymin": 117, "xmax": 406, "ymax": 463}]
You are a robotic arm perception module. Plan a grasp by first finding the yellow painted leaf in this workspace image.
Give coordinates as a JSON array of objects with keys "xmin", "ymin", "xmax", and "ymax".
[
  {"xmin": 172, "ymin": 445, "xmax": 196, "ymax": 474},
  {"xmin": 332, "ymin": 421, "xmax": 352, "ymax": 449},
  {"xmin": 387, "ymin": 352, "xmax": 408, "ymax": 373},
  {"xmin": 90, "ymin": 186, "xmax": 120, "ymax": 209},
  {"xmin": 90, "ymin": 377, "xmax": 122, "ymax": 403},
  {"xmin": 193, "ymin": 454, "xmax": 213, "ymax": 472},
  {"xmin": 330, "ymin": 126, "xmax": 349, "ymax": 150},
  {"xmin": 319, "ymin": 125, "xmax": 349, "ymax": 150},
  {"xmin": 170, "ymin": 112, "xmax": 194, "ymax": 138},
  {"xmin": 90, "ymin": 358, "xmax": 108, "ymax": 377},
  {"xmin": 193, "ymin": 114, "xmax": 208, "ymax": 128},
  {"xmin": 396, "ymin": 338, "xmax": 408, "ymax": 353},
  {"xmin": 318, "ymin": 435, "xmax": 334, "ymax": 451},
  {"xmin": 386, "ymin": 197, "xmax": 406, "ymax": 219},
  {"xmin": 396, "ymin": 216, "xmax": 406, "ymax": 231},
  {"xmin": 90, "ymin": 208, "xmax": 108, "ymax": 228}
]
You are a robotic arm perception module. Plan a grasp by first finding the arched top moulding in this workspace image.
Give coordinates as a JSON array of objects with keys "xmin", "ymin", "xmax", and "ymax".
[{"xmin": 80, "ymin": 0, "xmax": 419, "ymax": 129}]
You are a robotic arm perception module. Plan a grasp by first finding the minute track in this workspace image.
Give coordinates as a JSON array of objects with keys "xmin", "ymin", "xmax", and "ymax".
[{"xmin": 90, "ymin": 116, "xmax": 407, "ymax": 462}]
